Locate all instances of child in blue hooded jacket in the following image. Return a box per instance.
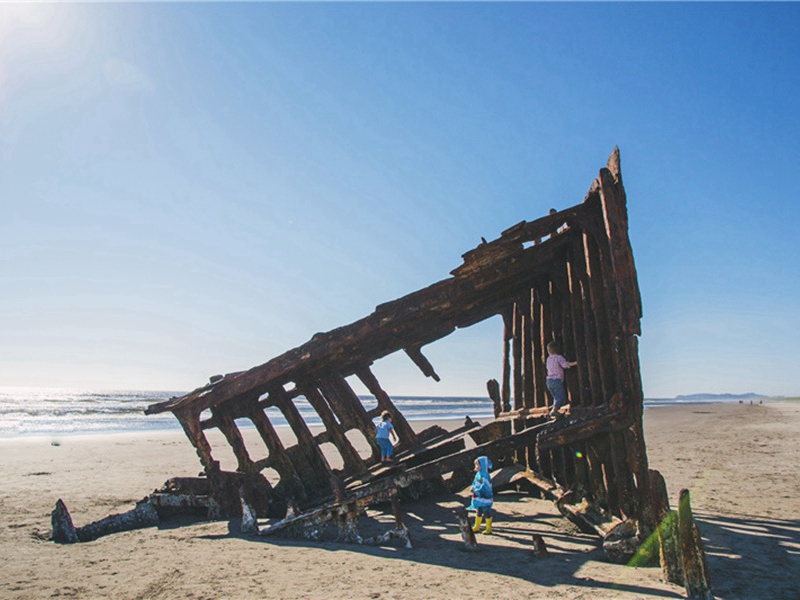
[468,456,494,534]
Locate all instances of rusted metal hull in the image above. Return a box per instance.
[141,149,656,533]
[55,150,699,584]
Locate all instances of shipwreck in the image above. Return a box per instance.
[52,149,712,599]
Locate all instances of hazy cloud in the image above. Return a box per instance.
[103,58,154,93]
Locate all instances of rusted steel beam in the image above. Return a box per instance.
[610,431,635,520]
[486,378,502,418]
[571,236,602,407]
[212,408,255,473]
[404,345,441,381]
[323,374,382,463]
[145,236,572,419]
[565,257,590,407]
[299,382,368,475]
[270,386,333,491]
[597,151,642,337]
[535,410,631,452]
[501,306,512,412]
[531,283,547,409]
[512,301,524,411]
[582,231,614,402]
[175,408,216,471]
[506,465,623,538]
[522,290,535,409]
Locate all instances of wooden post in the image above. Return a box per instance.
[678,489,713,600]
[454,506,478,551]
[487,379,502,417]
[531,533,549,557]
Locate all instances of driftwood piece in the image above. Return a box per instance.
[678,489,713,600]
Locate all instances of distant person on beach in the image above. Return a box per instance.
[375,411,398,463]
[550,207,569,235]
[468,456,494,534]
[546,341,577,418]
[540,208,567,242]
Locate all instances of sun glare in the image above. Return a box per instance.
[0,3,80,104]
[0,3,59,37]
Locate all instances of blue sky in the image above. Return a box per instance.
[1,2,798,398]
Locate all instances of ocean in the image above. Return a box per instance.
[0,387,760,438]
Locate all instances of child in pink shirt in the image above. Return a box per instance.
[545,341,577,417]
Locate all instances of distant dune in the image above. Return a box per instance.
[674,392,764,400]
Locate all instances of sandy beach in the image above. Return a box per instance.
[1,401,798,599]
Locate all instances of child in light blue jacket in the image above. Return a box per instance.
[468,456,494,534]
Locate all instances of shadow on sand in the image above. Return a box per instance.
[694,510,800,599]
[196,491,683,598]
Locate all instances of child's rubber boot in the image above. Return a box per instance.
[471,516,483,533]
[483,518,493,534]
